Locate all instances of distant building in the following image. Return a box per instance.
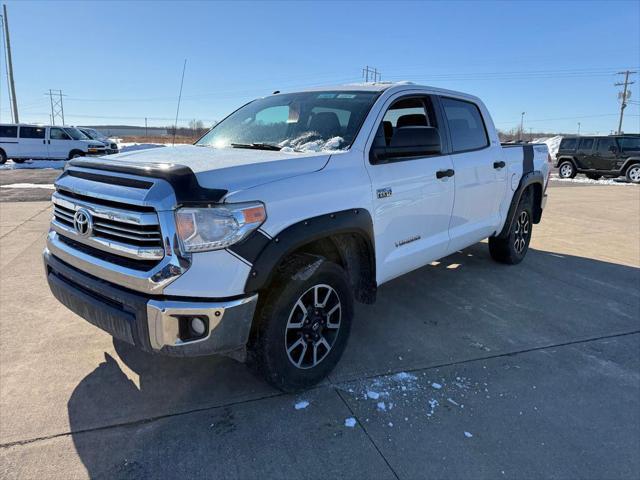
[83,125,169,137]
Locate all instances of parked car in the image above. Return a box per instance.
[0,124,107,164]
[43,83,550,391]
[555,135,640,183]
[77,127,119,154]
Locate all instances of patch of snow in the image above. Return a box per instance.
[447,398,460,406]
[464,431,473,438]
[366,391,380,400]
[294,400,309,410]
[344,417,357,428]
[0,183,55,189]
[427,399,439,417]
[388,422,394,427]
[550,174,635,186]
[279,133,347,153]
[431,382,443,389]
[377,402,387,411]
[0,159,66,170]
[392,372,417,382]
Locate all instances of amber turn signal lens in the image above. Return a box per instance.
[242,206,266,224]
[176,212,196,240]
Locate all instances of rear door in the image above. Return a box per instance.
[48,127,73,159]
[576,137,595,169]
[592,137,619,171]
[440,96,507,252]
[365,94,455,284]
[17,126,47,159]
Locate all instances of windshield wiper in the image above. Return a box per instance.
[230,142,282,151]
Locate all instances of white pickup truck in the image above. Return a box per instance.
[44,83,550,391]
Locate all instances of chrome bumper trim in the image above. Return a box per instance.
[146,295,258,353]
[46,230,190,294]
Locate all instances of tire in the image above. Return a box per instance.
[248,254,354,392]
[12,158,25,164]
[69,150,84,160]
[586,173,602,180]
[558,161,576,179]
[626,164,640,184]
[0,150,6,165]
[489,190,533,265]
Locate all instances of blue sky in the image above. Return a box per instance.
[1,0,639,134]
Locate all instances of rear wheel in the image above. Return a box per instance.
[248,254,353,392]
[69,150,84,159]
[12,158,25,164]
[558,161,576,179]
[626,164,640,184]
[0,150,6,164]
[489,190,533,265]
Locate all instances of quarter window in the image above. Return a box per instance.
[19,126,46,139]
[441,97,489,152]
[0,125,18,137]
[559,138,578,150]
[377,96,438,147]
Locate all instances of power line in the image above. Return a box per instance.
[614,70,636,134]
[362,66,381,82]
[46,89,66,125]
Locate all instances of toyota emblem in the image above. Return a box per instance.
[73,208,93,237]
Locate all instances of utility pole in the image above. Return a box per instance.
[145,117,148,137]
[2,4,18,123]
[615,70,636,134]
[577,122,581,135]
[46,89,66,125]
[362,66,381,83]
[519,112,525,141]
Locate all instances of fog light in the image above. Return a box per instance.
[190,317,207,336]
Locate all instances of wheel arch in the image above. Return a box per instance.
[230,209,377,304]
[68,149,84,160]
[497,171,544,239]
[621,158,640,174]
[556,156,577,169]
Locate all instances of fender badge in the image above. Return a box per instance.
[377,187,392,199]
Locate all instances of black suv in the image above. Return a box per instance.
[555,135,640,183]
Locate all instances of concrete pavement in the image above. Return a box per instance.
[0,183,638,479]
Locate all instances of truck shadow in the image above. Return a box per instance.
[66,243,640,477]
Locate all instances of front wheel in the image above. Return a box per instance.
[626,164,640,184]
[558,161,576,179]
[489,191,533,265]
[248,254,353,392]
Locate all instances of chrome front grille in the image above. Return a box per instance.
[51,190,165,263]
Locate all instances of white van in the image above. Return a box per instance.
[0,124,107,164]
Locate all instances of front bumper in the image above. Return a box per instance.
[44,249,258,357]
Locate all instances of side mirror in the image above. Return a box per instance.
[371,126,441,164]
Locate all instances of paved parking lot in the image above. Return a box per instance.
[0,182,638,479]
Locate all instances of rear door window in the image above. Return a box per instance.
[19,126,46,139]
[578,138,594,151]
[595,138,616,154]
[441,97,489,152]
[0,125,18,137]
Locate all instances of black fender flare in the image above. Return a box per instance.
[621,157,640,173]
[555,156,577,169]
[497,171,544,239]
[229,209,375,294]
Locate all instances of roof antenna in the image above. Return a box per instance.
[172,59,187,146]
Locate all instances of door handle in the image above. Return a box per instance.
[493,161,506,169]
[436,169,455,179]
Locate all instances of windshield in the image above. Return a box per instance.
[80,128,99,139]
[196,91,380,152]
[65,127,89,140]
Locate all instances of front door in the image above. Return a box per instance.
[17,126,46,159]
[365,95,455,284]
[592,137,619,171]
[48,127,73,159]
[440,97,507,251]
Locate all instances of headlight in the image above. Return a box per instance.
[175,202,266,252]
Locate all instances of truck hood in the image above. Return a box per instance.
[90,144,331,192]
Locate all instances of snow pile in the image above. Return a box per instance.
[279,133,347,153]
[549,174,636,186]
[344,417,357,428]
[532,135,563,158]
[0,183,55,189]
[294,400,309,410]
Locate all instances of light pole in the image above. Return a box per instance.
[519,112,525,141]
[577,122,581,135]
